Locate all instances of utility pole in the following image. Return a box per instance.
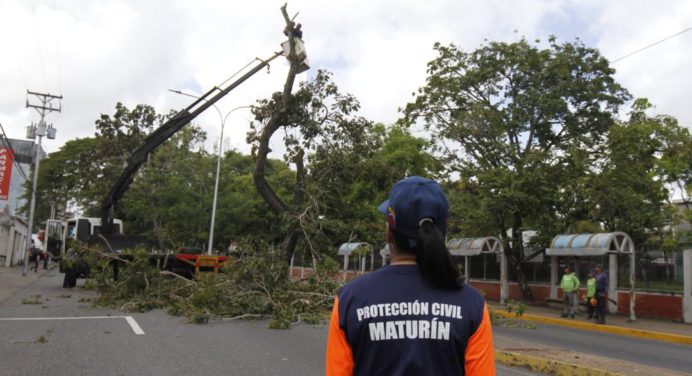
[22,90,60,276]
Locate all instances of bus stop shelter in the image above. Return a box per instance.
[338,242,374,277]
[447,237,508,304]
[379,243,390,266]
[546,232,635,319]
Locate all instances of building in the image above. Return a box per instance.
[0,138,44,266]
[0,138,45,216]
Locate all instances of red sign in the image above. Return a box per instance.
[0,148,14,201]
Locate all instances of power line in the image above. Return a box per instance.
[51,0,63,93]
[218,57,265,88]
[30,0,50,91]
[612,26,692,63]
[14,52,29,90]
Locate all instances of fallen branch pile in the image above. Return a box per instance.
[84,247,343,329]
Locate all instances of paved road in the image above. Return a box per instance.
[0,270,541,376]
[494,321,692,374]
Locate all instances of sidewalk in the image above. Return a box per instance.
[491,303,692,375]
[0,264,55,304]
[494,335,689,376]
[490,302,692,344]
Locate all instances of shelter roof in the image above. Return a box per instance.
[546,232,634,256]
[447,237,503,256]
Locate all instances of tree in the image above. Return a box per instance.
[20,137,102,226]
[24,102,164,218]
[249,68,376,260]
[402,37,630,299]
[23,103,204,243]
[120,126,213,250]
[306,124,442,254]
[591,99,692,285]
[89,103,162,216]
[213,151,295,251]
[248,7,308,261]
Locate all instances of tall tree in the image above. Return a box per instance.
[249,6,307,260]
[305,124,441,254]
[120,126,212,250]
[249,69,376,260]
[20,137,102,225]
[402,37,630,299]
[213,150,295,251]
[590,99,692,284]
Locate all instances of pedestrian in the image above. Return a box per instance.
[62,245,78,288]
[30,242,40,273]
[560,265,580,319]
[594,264,608,324]
[586,271,597,320]
[325,176,495,375]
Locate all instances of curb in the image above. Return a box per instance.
[492,310,692,345]
[495,350,621,376]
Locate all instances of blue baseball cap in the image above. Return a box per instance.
[378,176,448,239]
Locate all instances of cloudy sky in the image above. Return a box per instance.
[1,0,691,157]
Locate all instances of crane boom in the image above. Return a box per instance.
[100,52,282,235]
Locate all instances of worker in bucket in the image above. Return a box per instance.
[326,176,495,375]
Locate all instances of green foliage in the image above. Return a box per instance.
[588,100,691,249]
[489,305,535,329]
[19,137,102,226]
[121,127,213,249]
[506,300,527,317]
[403,37,630,244]
[20,103,165,221]
[248,70,443,258]
[27,102,293,251]
[212,153,292,249]
[85,246,343,329]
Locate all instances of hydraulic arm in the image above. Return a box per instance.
[100,52,282,234]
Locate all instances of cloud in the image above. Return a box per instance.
[0,0,690,159]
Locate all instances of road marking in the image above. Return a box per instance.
[123,316,145,335]
[0,315,145,335]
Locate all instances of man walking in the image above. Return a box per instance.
[560,265,580,319]
[594,264,608,324]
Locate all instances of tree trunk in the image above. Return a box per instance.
[252,5,304,261]
[152,215,165,252]
[511,210,533,301]
[664,251,671,285]
[283,229,299,264]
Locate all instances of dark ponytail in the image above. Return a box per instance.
[393,221,462,290]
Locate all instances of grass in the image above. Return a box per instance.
[21,295,43,305]
[34,336,47,344]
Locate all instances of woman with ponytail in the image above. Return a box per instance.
[326,176,495,376]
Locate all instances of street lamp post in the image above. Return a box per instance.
[207,105,252,255]
[169,89,250,255]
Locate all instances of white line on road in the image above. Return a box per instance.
[0,315,146,335]
[124,316,145,335]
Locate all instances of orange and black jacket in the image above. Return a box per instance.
[326,265,495,375]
